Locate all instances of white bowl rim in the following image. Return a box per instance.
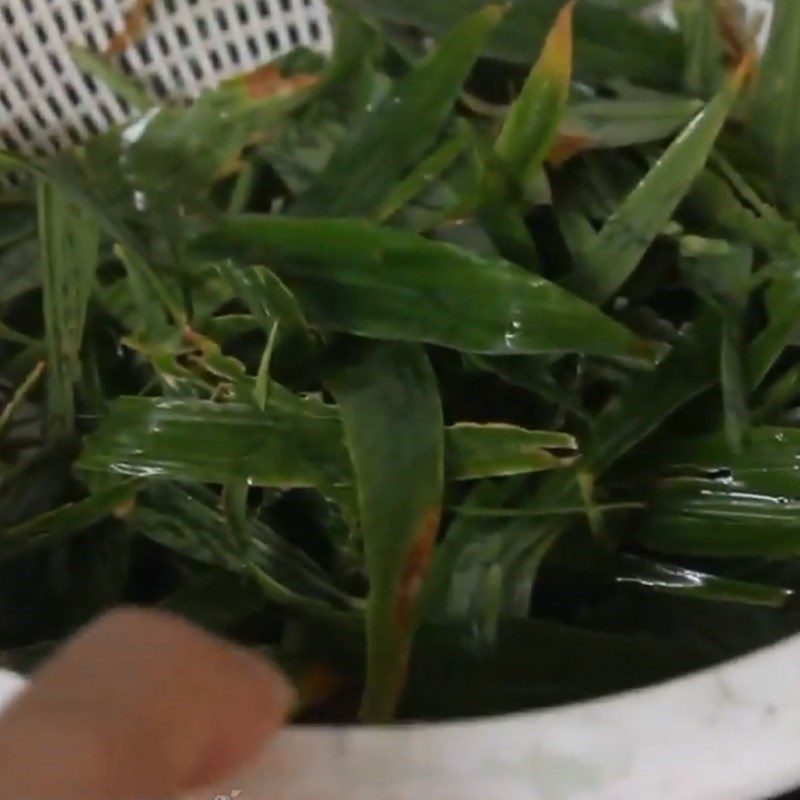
[204,630,800,800]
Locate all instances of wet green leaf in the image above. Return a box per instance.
[567,59,750,303]
[642,426,800,498]
[194,216,649,359]
[79,394,571,493]
[495,1,573,198]
[293,5,504,217]
[37,179,100,437]
[326,341,444,721]
[615,555,790,608]
[79,396,352,496]
[674,0,725,96]
[132,483,355,611]
[445,423,576,480]
[375,132,469,223]
[585,313,722,472]
[344,0,683,86]
[561,96,703,153]
[749,0,800,214]
[640,480,800,557]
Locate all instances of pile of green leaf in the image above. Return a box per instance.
[4,0,800,722]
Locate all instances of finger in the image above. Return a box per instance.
[0,607,293,800]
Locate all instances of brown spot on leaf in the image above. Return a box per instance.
[548,131,593,165]
[234,65,319,101]
[394,507,441,635]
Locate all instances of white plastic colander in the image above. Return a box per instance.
[0,0,331,159]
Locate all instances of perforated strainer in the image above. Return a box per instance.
[0,0,331,158]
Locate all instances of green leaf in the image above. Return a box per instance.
[681,238,752,451]
[615,555,790,609]
[642,426,800,499]
[193,216,650,360]
[0,480,141,562]
[439,314,723,624]
[326,342,444,721]
[78,396,352,497]
[131,483,355,611]
[749,0,800,214]
[635,426,800,557]
[495,0,573,198]
[343,0,683,87]
[584,313,722,472]
[375,132,469,223]
[721,321,749,452]
[114,244,182,342]
[293,4,504,217]
[639,480,800,558]
[79,395,570,497]
[218,262,316,354]
[445,423,576,480]
[37,178,100,437]
[561,95,703,152]
[750,261,800,386]
[546,532,789,608]
[673,0,725,96]
[567,58,751,304]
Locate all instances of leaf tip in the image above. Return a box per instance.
[540,0,575,84]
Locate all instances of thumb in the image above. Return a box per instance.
[0,607,293,800]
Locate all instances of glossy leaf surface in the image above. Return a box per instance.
[194,216,649,359]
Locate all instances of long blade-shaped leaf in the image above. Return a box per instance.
[585,313,722,472]
[640,480,800,557]
[640,427,800,500]
[37,178,100,437]
[79,396,570,490]
[446,423,576,479]
[78,397,353,495]
[130,483,355,611]
[193,216,649,360]
[749,0,800,214]
[674,0,725,96]
[558,96,702,154]
[343,0,683,86]
[293,5,504,217]
[0,480,141,562]
[567,57,751,304]
[615,555,790,608]
[326,342,444,722]
[495,1,573,197]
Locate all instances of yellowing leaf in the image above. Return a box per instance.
[326,342,444,722]
[224,64,320,101]
[495,0,574,196]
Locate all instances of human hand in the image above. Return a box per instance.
[0,608,293,799]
